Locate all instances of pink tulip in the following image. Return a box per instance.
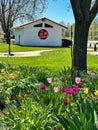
[73,85,80,92]
[62,88,68,94]
[40,83,46,90]
[47,78,52,83]
[75,77,81,84]
[53,87,59,92]
[67,88,74,95]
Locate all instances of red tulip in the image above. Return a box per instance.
[63,98,68,105]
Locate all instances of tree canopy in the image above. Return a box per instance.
[0,0,47,54]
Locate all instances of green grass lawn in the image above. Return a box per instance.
[0,43,53,52]
[0,47,72,71]
[87,55,98,72]
[0,43,98,72]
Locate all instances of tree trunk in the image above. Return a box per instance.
[72,22,90,72]
[6,31,11,55]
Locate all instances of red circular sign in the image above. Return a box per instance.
[38,29,48,40]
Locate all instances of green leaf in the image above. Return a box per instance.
[56,114,69,130]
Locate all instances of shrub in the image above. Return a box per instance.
[62,39,72,47]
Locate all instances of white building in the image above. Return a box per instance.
[12,17,67,47]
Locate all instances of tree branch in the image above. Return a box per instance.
[70,0,83,22]
[90,0,98,23]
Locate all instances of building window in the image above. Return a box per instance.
[45,23,53,28]
[34,23,42,27]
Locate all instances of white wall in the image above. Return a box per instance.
[14,28,24,45]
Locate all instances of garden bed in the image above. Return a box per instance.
[0,62,98,129]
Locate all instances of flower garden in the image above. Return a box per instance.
[0,62,98,130]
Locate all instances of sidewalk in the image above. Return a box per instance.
[0,49,98,57]
[0,50,51,57]
[87,48,98,56]
[87,51,98,56]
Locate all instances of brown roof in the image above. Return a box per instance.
[12,17,68,29]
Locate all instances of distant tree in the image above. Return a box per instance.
[70,0,98,72]
[0,0,46,55]
[60,21,71,38]
[93,18,98,40]
[88,17,98,40]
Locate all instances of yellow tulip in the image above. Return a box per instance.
[84,88,89,94]
[94,90,98,96]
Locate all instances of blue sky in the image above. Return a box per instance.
[42,0,75,25]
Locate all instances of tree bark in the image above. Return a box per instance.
[72,22,90,72]
[6,31,11,55]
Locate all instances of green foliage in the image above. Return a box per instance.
[2,99,56,130]
[0,65,98,129]
[56,95,98,130]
